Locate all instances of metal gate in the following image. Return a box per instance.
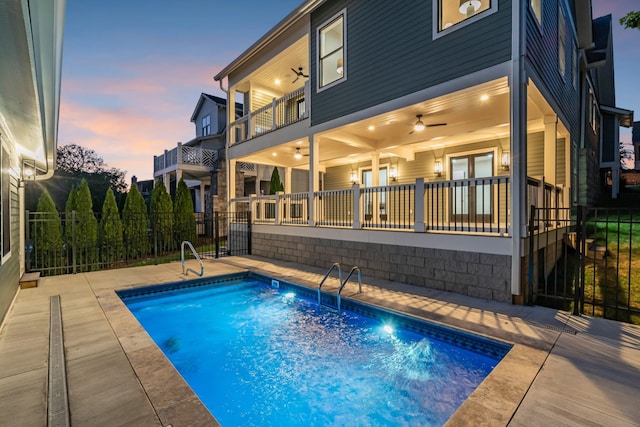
[529,206,640,324]
[198,211,252,258]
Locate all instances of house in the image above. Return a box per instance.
[131,175,154,207]
[0,0,66,322]
[153,93,241,214]
[633,121,640,170]
[213,0,631,304]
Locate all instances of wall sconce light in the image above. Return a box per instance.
[336,58,344,75]
[434,159,443,177]
[22,159,37,182]
[501,151,510,170]
[389,166,398,182]
[350,171,358,185]
[459,0,481,17]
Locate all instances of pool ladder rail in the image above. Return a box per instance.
[181,240,204,277]
[317,263,362,311]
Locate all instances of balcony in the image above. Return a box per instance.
[154,143,219,176]
[229,84,309,145]
[231,176,566,236]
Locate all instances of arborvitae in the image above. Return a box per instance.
[122,184,148,259]
[100,188,123,265]
[68,179,98,270]
[269,167,284,194]
[64,186,77,246]
[174,178,196,245]
[149,180,174,251]
[33,189,63,274]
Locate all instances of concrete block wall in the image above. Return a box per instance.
[252,232,512,303]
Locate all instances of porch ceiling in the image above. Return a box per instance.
[234,36,309,96]
[237,76,560,170]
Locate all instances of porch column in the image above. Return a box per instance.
[199,183,205,213]
[414,178,425,232]
[284,167,292,194]
[228,159,237,203]
[228,91,236,145]
[175,169,182,183]
[308,136,318,226]
[510,0,527,298]
[163,173,170,193]
[371,154,380,186]
[544,115,558,187]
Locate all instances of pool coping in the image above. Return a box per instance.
[97,266,565,426]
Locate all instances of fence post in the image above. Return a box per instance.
[527,205,536,305]
[414,178,425,232]
[72,210,77,274]
[574,205,584,316]
[214,211,220,258]
[247,211,252,255]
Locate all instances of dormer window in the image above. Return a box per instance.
[202,115,211,136]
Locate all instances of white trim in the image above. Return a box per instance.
[253,224,512,256]
[316,8,347,93]
[1,143,12,265]
[432,0,499,40]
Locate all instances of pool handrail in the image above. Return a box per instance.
[337,266,361,311]
[181,240,204,277]
[317,263,342,305]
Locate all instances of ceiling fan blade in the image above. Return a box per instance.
[427,123,447,127]
[292,76,299,83]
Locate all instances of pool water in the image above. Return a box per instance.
[121,276,509,426]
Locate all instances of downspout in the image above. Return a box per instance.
[510,0,527,299]
[218,78,231,208]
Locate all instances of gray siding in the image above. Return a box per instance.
[0,172,20,324]
[525,1,580,142]
[527,131,544,177]
[310,0,512,126]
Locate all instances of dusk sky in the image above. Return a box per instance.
[59,0,639,182]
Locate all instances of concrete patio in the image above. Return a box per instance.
[0,255,639,426]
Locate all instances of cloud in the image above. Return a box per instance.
[59,58,228,182]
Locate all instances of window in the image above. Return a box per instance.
[202,115,211,136]
[436,0,496,34]
[1,146,10,260]
[571,43,578,88]
[588,87,600,135]
[318,11,345,89]
[558,5,566,78]
[530,0,542,26]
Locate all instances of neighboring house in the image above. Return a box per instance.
[131,176,154,207]
[0,0,66,322]
[633,121,640,171]
[153,93,241,213]
[214,0,632,304]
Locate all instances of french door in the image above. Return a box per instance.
[362,167,388,220]
[450,153,493,223]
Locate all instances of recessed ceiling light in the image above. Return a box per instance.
[368,125,375,131]
[480,94,489,101]
[272,152,277,157]
[275,79,281,85]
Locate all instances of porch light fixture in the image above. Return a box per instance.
[501,151,510,171]
[414,114,425,132]
[434,160,443,177]
[350,171,358,185]
[294,147,303,160]
[22,159,36,182]
[459,0,481,17]
[336,58,344,74]
[389,167,398,181]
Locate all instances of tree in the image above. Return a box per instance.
[33,189,63,274]
[65,179,98,271]
[620,11,640,29]
[100,188,124,265]
[620,142,634,170]
[269,167,284,194]
[174,179,196,245]
[150,180,174,251]
[122,184,149,260]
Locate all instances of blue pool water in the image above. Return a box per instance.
[120,274,510,426]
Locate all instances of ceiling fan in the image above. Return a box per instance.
[293,147,309,159]
[291,67,309,83]
[409,114,447,134]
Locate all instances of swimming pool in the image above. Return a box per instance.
[119,273,511,426]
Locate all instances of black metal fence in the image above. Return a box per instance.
[26,210,251,277]
[529,206,640,324]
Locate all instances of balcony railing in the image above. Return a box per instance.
[527,177,568,227]
[230,84,309,145]
[154,143,219,174]
[229,176,540,237]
